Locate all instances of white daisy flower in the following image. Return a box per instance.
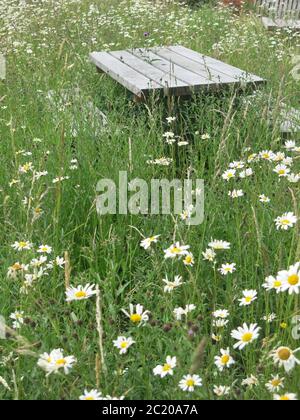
[222,169,236,181]
[153,356,177,378]
[202,248,216,262]
[238,290,258,306]
[231,323,260,350]
[37,349,76,376]
[229,161,245,169]
[265,375,285,393]
[179,374,202,392]
[173,304,196,321]
[11,241,32,251]
[277,262,300,294]
[163,275,184,293]
[242,375,259,388]
[284,140,296,150]
[260,150,275,161]
[287,173,300,183]
[259,194,270,203]
[65,284,97,302]
[183,253,194,266]
[79,389,103,400]
[37,244,52,254]
[122,304,149,325]
[113,336,135,354]
[214,348,235,372]
[228,189,244,198]
[164,242,190,259]
[213,309,229,319]
[213,385,231,396]
[274,164,290,177]
[208,240,231,250]
[263,275,283,293]
[140,235,160,250]
[273,393,298,401]
[10,311,25,329]
[218,263,236,276]
[239,168,253,178]
[270,346,300,373]
[275,212,297,230]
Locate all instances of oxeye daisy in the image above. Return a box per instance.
[12,241,32,251]
[37,244,52,254]
[140,235,160,250]
[213,319,229,328]
[239,168,253,178]
[238,290,258,306]
[222,169,236,181]
[10,311,25,329]
[218,263,236,276]
[277,262,300,294]
[179,374,202,392]
[122,304,149,325]
[242,375,259,388]
[228,189,244,198]
[287,173,300,183]
[214,348,235,372]
[79,389,103,400]
[274,393,298,401]
[284,140,296,150]
[213,385,231,396]
[275,212,297,230]
[153,356,177,378]
[37,245,52,254]
[173,304,196,320]
[229,161,245,169]
[164,242,190,259]
[208,240,231,250]
[265,375,285,393]
[259,194,270,203]
[183,253,194,266]
[263,275,283,293]
[212,309,229,319]
[260,150,275,161]
[113,336,135,354]
[37,349,76,376]
[274,164,290,177]
[202,248,216,262]
[162,275,184,293]
[231,323,260,350]
[270,346,300,373]
[66,284,97,302]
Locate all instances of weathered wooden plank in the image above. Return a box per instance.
[131,48,216,90]
[152,47,237,85]
[90,52,162,97]
[109,50,188,95]
[262,16,300,29]
[168,46,265,84]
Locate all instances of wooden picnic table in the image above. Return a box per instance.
[90,46,265,101]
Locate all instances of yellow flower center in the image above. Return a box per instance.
[163,364,171,372]
[278,348,291,361]
[281,219,290,225]
[75,291,87,299]
[55,359,66,366]
[271,379,281,387]
[242,333,253,343]
[19,242,28,248]
[274,280,282,288]
[186,379,195,387]
[171,247,180,254]
[120,341,128,349]
[130,314,142,323]
[288,274,299,286]
[221,355,230,365]
[185,256,192,264]
[278,170,286,175]
[85,397,94,400]
[280,396,290,400]
[12,263,22,271]
[245,297,252,303]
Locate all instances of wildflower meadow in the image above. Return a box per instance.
[0,0,300,401]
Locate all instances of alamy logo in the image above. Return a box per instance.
[0,316,6,339]
[292,316,300,340]
[0,54,6,80]
[291,55,300,82]
[96,171,204,226]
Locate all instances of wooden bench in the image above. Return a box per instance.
[256,0,300,30]
[90,46,265,101]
